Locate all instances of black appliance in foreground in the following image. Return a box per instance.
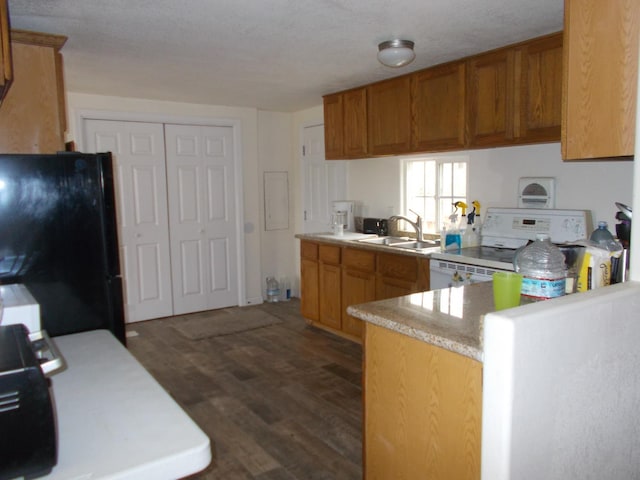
[0,152,125,344]
[0,325,56,479]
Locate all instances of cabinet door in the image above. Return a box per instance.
[412,61,466,152]
[343,87,368,158]
[517,32,563,143]
[376,252,419,300]
[364,324,482,480]
[0,32,67,153]
[342,248,377,338]
[467,48,515,147]
[368,76,412,155]
[562,0,639,160]
[323,93,344,159]
[342,268,376,338]
[0,0,12,102]
[319,263,342,329]
[319,245,342,329]
[300,241,320,321]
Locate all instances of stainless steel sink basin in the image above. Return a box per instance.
[357,236,410,245]
[357,236,440,251]
[392,240,440,250]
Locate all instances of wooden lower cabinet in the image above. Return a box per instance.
[319,263,342,329]
[300,241,320,321]
[376,252,420,300]
[364,324,482,480]
[318,244,342,330]
[342,247,377,338]
[299,240,430,342]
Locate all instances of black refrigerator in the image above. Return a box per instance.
[0,152,126,344]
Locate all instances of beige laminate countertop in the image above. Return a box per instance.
[347,282,502,362]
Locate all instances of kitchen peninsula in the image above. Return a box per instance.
[347,283,497,480]
[297,232,499,480]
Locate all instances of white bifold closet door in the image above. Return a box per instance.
[83,119,239,321]
[164,124,238,315]
[83,120,173,322]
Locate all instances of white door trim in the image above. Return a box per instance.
[76,108,247,307]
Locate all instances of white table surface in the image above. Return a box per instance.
[42,330,211,480]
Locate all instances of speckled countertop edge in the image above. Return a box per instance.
[346,283,497,363]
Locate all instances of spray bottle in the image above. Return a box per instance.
[463,200,481,247]
[444,203,463,252]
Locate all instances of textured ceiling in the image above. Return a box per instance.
[7,0,564,112]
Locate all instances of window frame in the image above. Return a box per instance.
[401,155,469,236]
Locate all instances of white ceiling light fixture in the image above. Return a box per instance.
[377,39,416,68]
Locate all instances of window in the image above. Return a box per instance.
[403,156,468,234]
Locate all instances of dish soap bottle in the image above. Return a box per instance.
[514,233,567,299]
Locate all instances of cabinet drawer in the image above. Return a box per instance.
[377,253,418,282]
[343,248,376,272]
[319,244,341,265]
[301,241,318,260]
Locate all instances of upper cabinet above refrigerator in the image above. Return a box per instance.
[0,0,12,105]
[0,29,67,153]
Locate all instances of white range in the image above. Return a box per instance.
[429,208,592,289]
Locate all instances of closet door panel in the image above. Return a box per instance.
[83,119,173,322]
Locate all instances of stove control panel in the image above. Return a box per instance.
[481,208,592,248]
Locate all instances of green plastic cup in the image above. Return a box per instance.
[492,272,523,310]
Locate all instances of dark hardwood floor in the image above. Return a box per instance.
[125,299,363,480]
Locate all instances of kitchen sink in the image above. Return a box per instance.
[357,236,410,245]
[392,240,440,250]
[357,236,440,251]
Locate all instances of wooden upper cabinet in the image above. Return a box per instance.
[411,61,466,151]
[323,93,344,159]
[467,48,516,147]
[324,31,564,158]
[562,0,639,160]
[368,75,412,155]
[323,87,367,160]
[343,87,368,158]
[517,32,563,143]
[0,0,12,104]
[0,29,67,153]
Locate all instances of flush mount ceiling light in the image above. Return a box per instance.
[377,39,416,68]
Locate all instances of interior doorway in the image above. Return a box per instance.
[302,124,347,233]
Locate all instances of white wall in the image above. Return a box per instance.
[347,142,634,231]
[257,110,296,298]
[66,92,264,305]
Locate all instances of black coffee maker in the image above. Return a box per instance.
[615,202,631,248]
[614,202,631,282]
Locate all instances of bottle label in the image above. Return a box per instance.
[521,277,566,299]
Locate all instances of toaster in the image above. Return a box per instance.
[362,218,388,235]
[0,325,58,480]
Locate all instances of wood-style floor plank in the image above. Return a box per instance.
[125,300,363,480]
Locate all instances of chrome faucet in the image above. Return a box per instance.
[389,209,423,241]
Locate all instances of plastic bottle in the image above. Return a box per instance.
[266,277,280,303]
[514,233,567,299]
[444,212,462,252]
[589,221,615,247]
